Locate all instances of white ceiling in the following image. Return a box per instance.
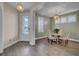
[8,2,37,11]
[8,2,79,17]
[38,2,79,17]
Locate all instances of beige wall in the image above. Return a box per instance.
[3,3,18,48]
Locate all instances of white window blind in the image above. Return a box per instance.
[55,18,60,24]
[38,16,44,32]
[61,16,67,23]
[55,18,60,28]
[68,15,76,23]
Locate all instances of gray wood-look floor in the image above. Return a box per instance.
[0,39,79,56]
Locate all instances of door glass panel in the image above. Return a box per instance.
[22,16,29,34]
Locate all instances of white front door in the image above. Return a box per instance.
[20,15,30,41]
[19,11,35,45]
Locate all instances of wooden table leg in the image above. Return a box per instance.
[57,39,59,44]
[62,40,68,46]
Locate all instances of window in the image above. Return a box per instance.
[55,14,77,28]
[38,16,44,32]
[68,15,76,23]
[55,19,60,24]
[55,18,60,28]
[61,16,67,23]
[22,16,29,34]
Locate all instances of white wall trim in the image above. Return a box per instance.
[19,38,30,42]
[69,38,79,42]
[4,40,20,49]
[35,36,48,40]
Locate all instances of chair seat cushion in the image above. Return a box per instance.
[48,37,56,40]
[60,37,68,40]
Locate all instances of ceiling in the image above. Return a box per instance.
[8,2,79,17]
[8,2,37,11]
[38,2,79,17]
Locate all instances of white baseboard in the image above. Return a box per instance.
[0,49,3,54]
[35,36,48,40]
[19,38,30,42]
[4,40,20,49]
[69,38,79,42]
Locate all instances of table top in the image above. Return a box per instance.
[52,33,61,37]
[52,33,61,35]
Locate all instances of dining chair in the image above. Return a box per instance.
[56,29,63,44]
[59,32,70,46]
[47,30,57,44]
